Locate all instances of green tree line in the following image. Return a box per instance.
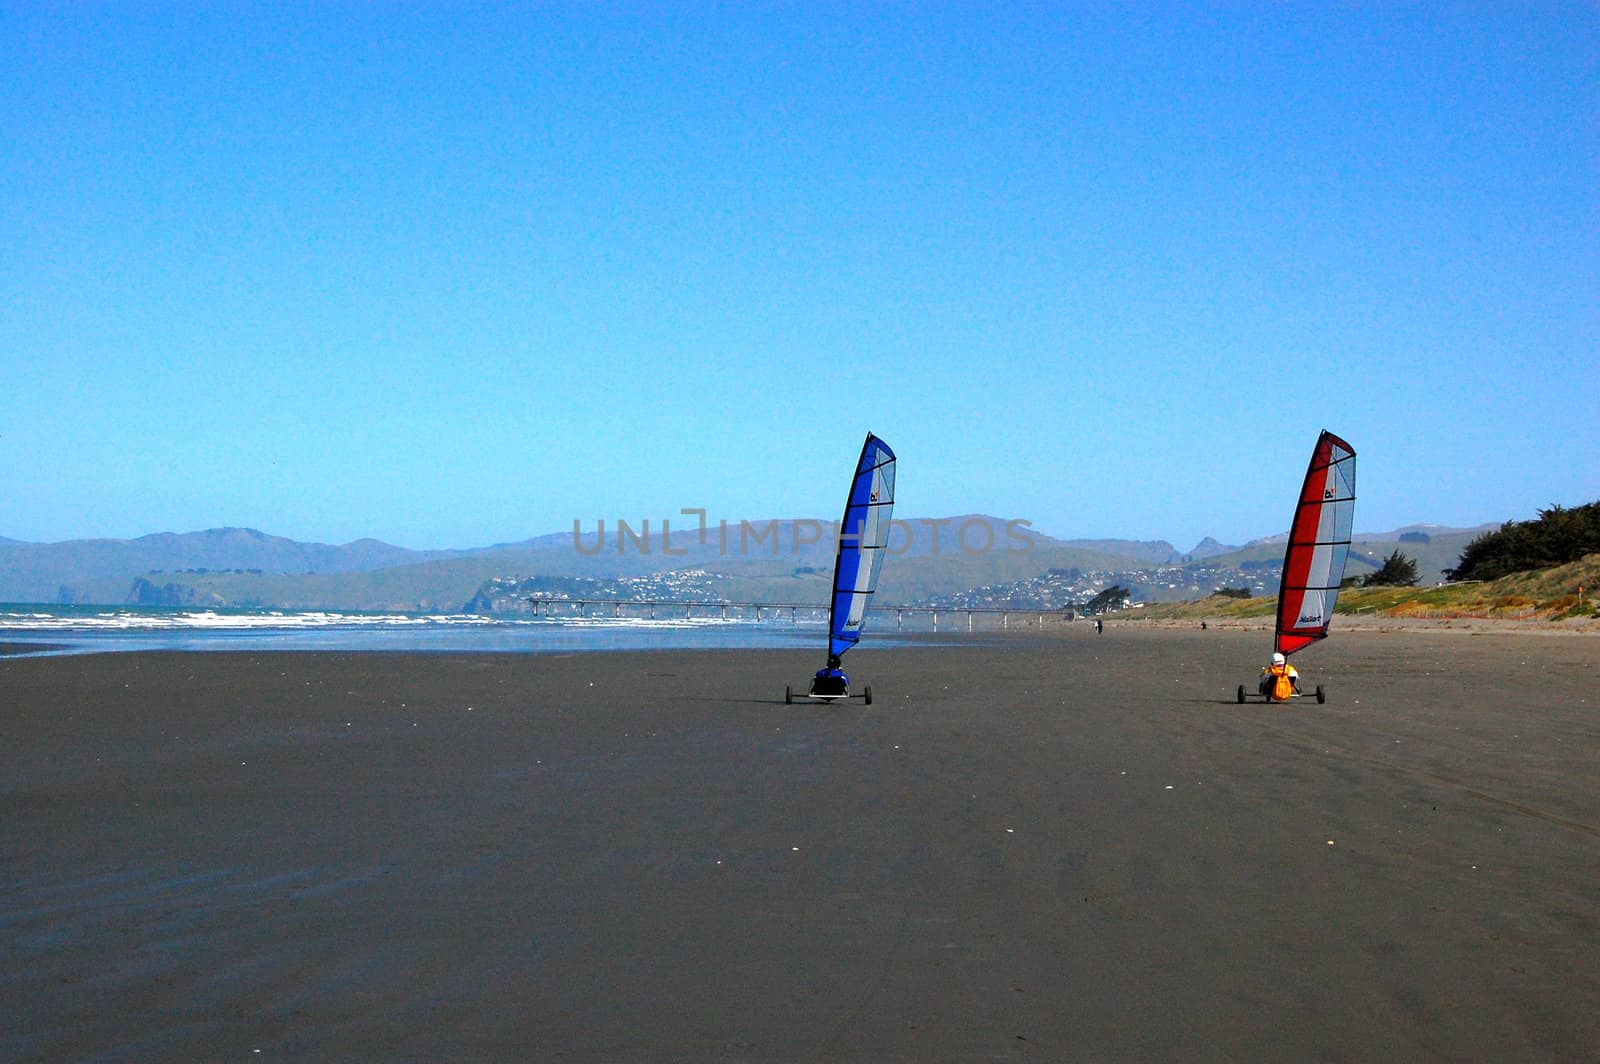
[1365,549,1419,587]
[1446,501,1600,582]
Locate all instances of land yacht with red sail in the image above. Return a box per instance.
[1240,430,1357,704]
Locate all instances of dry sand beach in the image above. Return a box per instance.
[3,627,1597,1061]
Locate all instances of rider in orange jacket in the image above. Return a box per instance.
[1258,651,1301,702]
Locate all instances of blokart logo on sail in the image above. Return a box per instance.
[571,509,1035,557]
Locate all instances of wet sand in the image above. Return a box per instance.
[0,643,64,658]
[3,628,1597,1061]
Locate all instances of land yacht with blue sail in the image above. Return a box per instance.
[787,432,896,705]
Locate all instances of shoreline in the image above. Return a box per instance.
[3,608,1595,661]
[0,641,66,657]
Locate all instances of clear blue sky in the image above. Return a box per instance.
[4,4,1596,551]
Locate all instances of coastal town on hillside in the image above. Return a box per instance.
[464,559,1287,617]
[914,562,1276,611]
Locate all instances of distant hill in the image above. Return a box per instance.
[1195,525,1497,587]
[0,518,1506,611]
[1184,537,1237,561]
[1052,538,1181,564]
[0,527,474,605]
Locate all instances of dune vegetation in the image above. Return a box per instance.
[1135,553,1600,624]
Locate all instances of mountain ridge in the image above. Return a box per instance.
[0,519,1500,609]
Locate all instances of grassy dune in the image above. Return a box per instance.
[1134,553,1600,624]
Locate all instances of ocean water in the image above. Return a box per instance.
[0,605,834,656]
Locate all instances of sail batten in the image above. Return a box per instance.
[828,433,897,658]
[1275,430,1356,656]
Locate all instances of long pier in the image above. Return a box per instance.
[524,598,1079,632]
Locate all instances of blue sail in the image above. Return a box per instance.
[828,433,896,658]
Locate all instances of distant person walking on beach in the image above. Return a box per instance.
[1094,619,1103,634]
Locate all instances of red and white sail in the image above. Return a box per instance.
[1275,430,1356,656]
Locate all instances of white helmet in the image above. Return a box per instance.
[1271,652,1286,666]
